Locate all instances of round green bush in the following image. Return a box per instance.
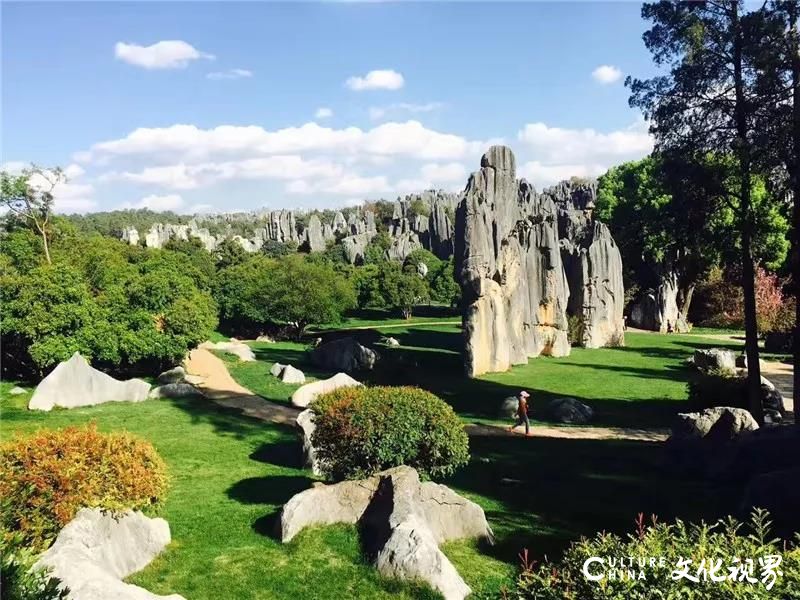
[311,385,469,480]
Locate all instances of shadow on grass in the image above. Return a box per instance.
[446,433,743,563]
[227,474,313,506]
[163,396,285,439]
[250,440,305,469]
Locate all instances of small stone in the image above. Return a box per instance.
[270,363,287,377]
[157,366,186,385]
[280,365,306,384]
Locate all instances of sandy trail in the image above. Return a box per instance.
[183,348,299,425]
[182,346,668,442]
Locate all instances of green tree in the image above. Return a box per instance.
[628,0,780,422]
[262,254,355,336]
[261,239,297,258]
[213,237,248,270]
[363,232,392,265]
[597,154,788,322]
[429,257,461,306]
[1,165,65,264]
[747,1,799,412]
[375,262,429,319]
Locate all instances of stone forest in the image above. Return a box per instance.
[1,2,799,600]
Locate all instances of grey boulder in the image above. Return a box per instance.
[296,408,322,475]
[670,407,758,442]
[35,507,184,600]
[280,466,493,600]
[29,353,151,412]
[290,373,362,408]
[156,366,186,385]
[693,348,737,372]
[199,340,256,362]
[311,337,379,372]
[270,362,287,377]
[543,398,593,424]
[499,396,519,419]
[280,365,306,384]
[148,383,205,399]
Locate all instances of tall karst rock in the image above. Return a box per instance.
[454,146,571,377]
[550,181,625,348]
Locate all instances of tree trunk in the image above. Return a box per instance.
[733,3,763,424]
[36,223,52,265]
[788,3,800,427]
[679,284,695,325]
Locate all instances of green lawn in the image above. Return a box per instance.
[1,327,748,599]
[312,306,460,331]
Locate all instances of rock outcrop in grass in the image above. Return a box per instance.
[35,508,184,600]
[280,466,493,600]
[455,146,571,377]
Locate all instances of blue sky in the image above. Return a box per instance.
[2,1,658,214]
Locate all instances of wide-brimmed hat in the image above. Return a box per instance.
[519,390,530,398]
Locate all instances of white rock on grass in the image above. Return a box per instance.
[157,366,186,385]
[35,507,184,600]
[281,466,493,600]
[296,409,322,475]
[670,406,758,441]
[280,365,306,384]
[270,363,287,377]
[29,353,151,412]
[9,386,27,395]
[290,372,362,408]
[148,383,205,399]
[199,341,256,362]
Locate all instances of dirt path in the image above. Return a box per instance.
[465,423,668,442]
[183,348,299,425]
[183,346,667,442]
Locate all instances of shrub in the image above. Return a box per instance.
[686,368,750,412]
[311,386,469,480]
[0,424,168,551]
[505,509,800,599]
[1,533,68,600]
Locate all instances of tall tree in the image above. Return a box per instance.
[629,0,775,422]
[0,165,65,265]
[748,1,800,415]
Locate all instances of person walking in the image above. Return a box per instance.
[507,390,531,436]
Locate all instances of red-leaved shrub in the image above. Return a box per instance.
[0,424,168,550]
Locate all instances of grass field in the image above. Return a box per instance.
[1,327,748,599]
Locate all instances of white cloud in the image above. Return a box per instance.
[314,107,333,119]
[103,155,343,190]
[287,174,392,197]
[420,162,466,184]
[188,203,215,214]
[63,164,85,179]
[206,68,252,80]
[83,120,482,164]
[516,119,652,187]
[518,162,608,188]
[517,119,652,166]
[592,64,623,85]
[0,161,28,174]
[23,169,96,213]
[123,194,185,211]
[369,102,444,121]
[345,69,404,91]
[114,40,214,70]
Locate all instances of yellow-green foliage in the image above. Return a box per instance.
[0,424,168,551]
[507,509,800,599]
[311,385,469,480]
